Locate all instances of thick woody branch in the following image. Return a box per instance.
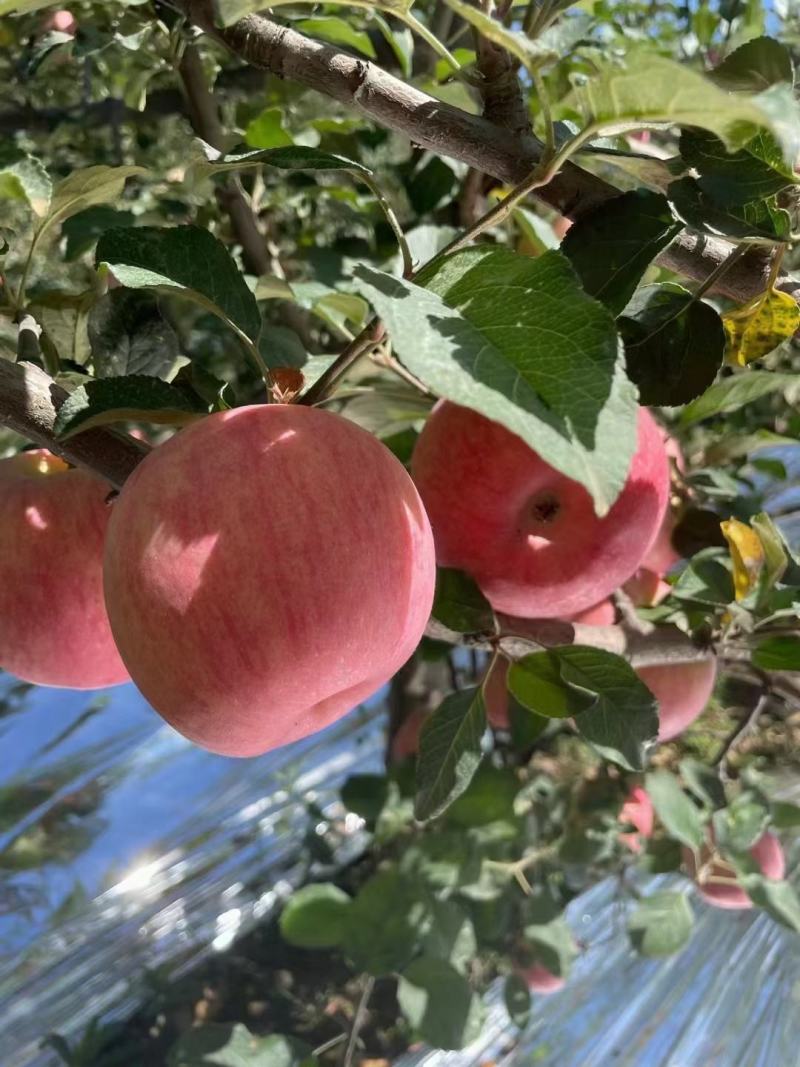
[0,360,148,490]
[170,1,798,305]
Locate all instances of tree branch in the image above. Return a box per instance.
[0,360,148,490]
[169,1,798,305]
[178,41,271,276]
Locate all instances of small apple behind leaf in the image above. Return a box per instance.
[412,403,670,620]
[684,831,785,910]
[637,657,717,741]
[389,708,426,763]
[568,598,616,626]
[618,785,654,852]
[103,405,436,757]
[0,451,129,689]
[518,963,566,995]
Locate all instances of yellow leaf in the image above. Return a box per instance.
[723,288,800,366]
[720,517,765,600]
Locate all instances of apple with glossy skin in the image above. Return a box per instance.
[412,403,670,619]
[684,831,785,910]
[103,405,436,757]
[519,963,566,994]
[0,451,129,689]
[619,785,654,852]
[637,657,717,741]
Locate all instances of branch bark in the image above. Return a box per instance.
[0,360,148,490]
[178,41,271,276]
[169,0,798,305]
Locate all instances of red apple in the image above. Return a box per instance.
[624,567,671,607]
[685,831,785,910]
[619,785,654,852]
[0,451,129,689]
[519,963,565,994]
[637,657,717,741]
[103,405,436,757]
[412,403,669,618]
[44,9,77,35]
[568,598,615,625]
[485,655,510,729]
[389,708,425,762]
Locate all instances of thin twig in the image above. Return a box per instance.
[716,692,769,784]
[299,319,386,405]
[344,975,375,1067]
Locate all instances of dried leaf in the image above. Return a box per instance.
[720,517,765,600]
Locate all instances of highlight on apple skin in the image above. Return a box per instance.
[411,402,670,619]
[519,963,566,994]
[636,657,717,742]
[0,450,129,689]
[103,405,436,758]
[684,831,786,910]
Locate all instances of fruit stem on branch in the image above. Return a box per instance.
[299,319,386,406]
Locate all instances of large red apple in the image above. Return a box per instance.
[685,831,785,910]
[637,657,717,741]
[103,405,435,757]
[519,963,565,994]
[411,403,669,618]
[0,451,129,688]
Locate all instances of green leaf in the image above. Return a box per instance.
[373,12,413,78]
[0,0,64,13]
[645,769,705,849]
[709,36,793,93]
[561,191,682,316]
[53,375,205,438]
[446,764,519,827]
[680,757,727,810]
[522,918,577,976]
[753,635,800,671]
[397,958,485,1050]
[340,774,389,824]
[737,876,800,932]
[770,801,800,829]
[415,687,486,822]
[195,144,370,178]
[0,148,51,217]
[354,249,636,516]
[508,652,596,720]
[344,870,431,974]
[43,166,145,235]
[712,793,770,853]
[620,284,726,406]
[668,175,791,242]
[88,290,181,379]
[680,371,796,424]
[421,900,477,974]
[567,52,799,160]
[96,226,262,346]
[167,1025,308,1067]
[670,549,734,605]
[244,107,294,149]
[62,205,135,260]
[504,974,531,1029]
[564,647,659,770]
[431,568,495,635]
[296,17,376,58]
[279,883,352,949]
[679,128,796,204]
[628,891,694,957]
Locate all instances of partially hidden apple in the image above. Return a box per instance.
[637,657,717,741]
[103,405,436,757]
[389,708,426,762]
[0,450,129,688]
[618,785,654,852]
[684,831,785,910]
[412,402,670,619]
[485,655,510,730]
[569,598,616,626]
[519,963,566,994]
